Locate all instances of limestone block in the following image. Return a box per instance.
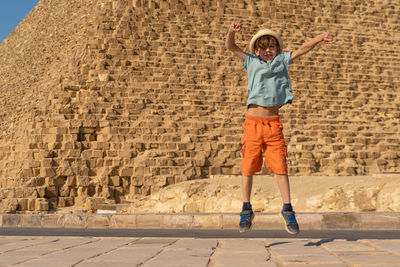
[36,187,46,198]
[80,150,91,160]
[21,214,42,227]
[183,201,201,213]
[136,214,164,228]
[57,164,74,177]
[45,186,58,198]
[35,198,49,211]
[2,214,21,227]
[86,214,110,228]
[0,199,18,213]
[22,168,34,178]
[163,214,193,229]
[66,176,76,186]
[24,177,45,187]
[109,176,120,186]
[27,198,36,211]
[101,186,113,198]
[77,176,90,186]
[109,214,137,228]
[74,195,87,208]
[64,214,88,228]
[40,167,56,178]
[48,197,58,209]
[192,214,222,229]
[59,184,70,197]
[97,176,109,186]
[120,167,133,176]
[85,197,106,212]
[92,150,104,158]
[17,198,29,211]
[15,187,37,198]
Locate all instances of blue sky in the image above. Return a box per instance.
[0,0,40,43]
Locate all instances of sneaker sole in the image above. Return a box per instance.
[239,213,255,233]
[281,214,299,235]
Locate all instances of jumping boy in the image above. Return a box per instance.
[225,22,333,234]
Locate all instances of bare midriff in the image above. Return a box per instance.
[247,104,280,116]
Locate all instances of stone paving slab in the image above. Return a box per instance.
[0,236,400,266]
[1,212,400,230]
[361,239,400,256]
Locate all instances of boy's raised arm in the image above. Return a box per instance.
[225,22,246,61]
[291,32,334,61]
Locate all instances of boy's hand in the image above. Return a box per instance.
[226,21,245,60]
[291,32,334,61]
[229,21,242,33]
[321,32,334,44]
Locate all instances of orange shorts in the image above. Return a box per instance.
[241,115,288,176]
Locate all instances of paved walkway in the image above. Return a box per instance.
[1,236,400,266]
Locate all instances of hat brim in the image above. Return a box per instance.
[249,29,284,53]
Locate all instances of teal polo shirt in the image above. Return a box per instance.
[242,52,293,108]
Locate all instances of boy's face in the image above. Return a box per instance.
[255,43,279,62]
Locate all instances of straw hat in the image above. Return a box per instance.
[249,29,284,53]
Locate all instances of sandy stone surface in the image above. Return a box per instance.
[1,236,400,266]
[127,174,400,213]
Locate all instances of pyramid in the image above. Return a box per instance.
[0,0,399,213]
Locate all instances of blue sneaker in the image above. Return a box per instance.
[239,209,255,233]
[281,210,299,235]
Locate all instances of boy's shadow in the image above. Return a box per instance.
[268,238,338,247]
[304,238,334,246]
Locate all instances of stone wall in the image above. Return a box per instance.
[0,0,399,212]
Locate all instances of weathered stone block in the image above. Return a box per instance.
[322,213,361,230]
[77,176,90,186]
[85,197,105,211]
[41,214,63,228]
[192,214,222,229]
[163,214,193,229]
[2,214,21,227]
[40,167,56,178]
[110,214,137,228]
[0,199,18,213]
[41,159,54,168]
[17,198,29,211]
[35,198,49,211]
[361,213,400,230]
[136,214,163,228]
[28,198,36,211]
[48,197,58,209]
[86,214,110,228]
[109,176,120,186]
[64,214,88,228]
[21,214,41,228]
[120,167,133,177]
[45,186,58,197]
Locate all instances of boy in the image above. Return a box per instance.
[225,22,333,234]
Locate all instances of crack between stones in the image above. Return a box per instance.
[360,239,400,257]
[317,239,352,267]
[71,238,138,266]
[265,242,283,267]
[11,238,101,266]
[205,240,219,267]
[1,237,59,255]
[136,238,178,267]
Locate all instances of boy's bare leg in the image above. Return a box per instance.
[242,175,253,202]
[275,174,291,204]
[276,173,299,234]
